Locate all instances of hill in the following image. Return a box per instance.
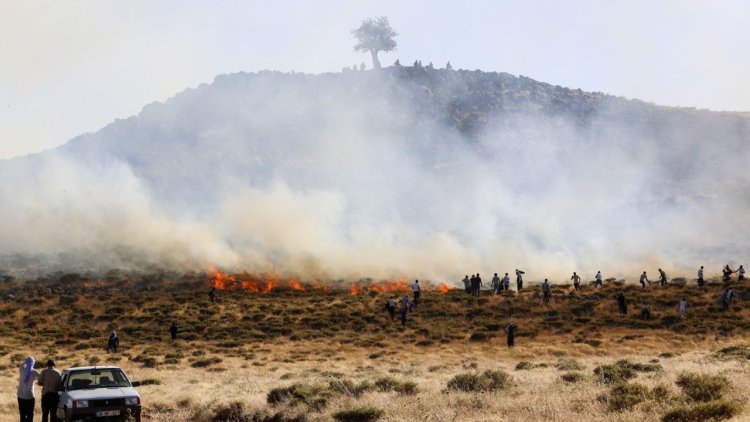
[0,66,749,279]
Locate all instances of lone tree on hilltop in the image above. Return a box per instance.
[352,16,397,69]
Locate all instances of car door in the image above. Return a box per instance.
[56,370,69,420]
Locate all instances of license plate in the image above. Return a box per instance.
[95,410,120,417]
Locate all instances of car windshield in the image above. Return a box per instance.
[66,369,131,390]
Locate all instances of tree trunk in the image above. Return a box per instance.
[370,50,381,69]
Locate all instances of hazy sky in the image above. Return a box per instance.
[1,0,748,159]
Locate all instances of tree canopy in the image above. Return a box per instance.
[352,16,397,69]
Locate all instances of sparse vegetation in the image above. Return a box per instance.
[675,373,730,402]
[332,407,384,422]
[607,383,652,412]
[661,400,741,422]
[446,369,511,392]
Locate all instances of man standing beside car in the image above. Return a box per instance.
[38,360,62,422]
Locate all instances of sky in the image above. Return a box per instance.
[1,0,748,160]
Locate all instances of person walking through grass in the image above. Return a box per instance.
[721,288,734,311]
[169,322,178,341]
[640,305,651,320]
[515,269,525,291]
[386,296,396,321]
[639,271,649,289]
[594,271,603,288]
[617,293,627,315]
[658,268,668,287]
[679,298,687,319]
[107,331,119,353]
[411,280,421,308]
[571,272,581,291]
[209,286,216,303]
[541,279,551,306]
[17,356,39,422]
[38,359,61,422]
[505,322,517,348]
[400,295,411,326]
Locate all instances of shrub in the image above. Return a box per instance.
[447,370,511,392]
[714,344,750,360]
[332,407,384,422]
[594,364,636,384]
[328,380,373,397]
[561,372,586,383]
[661,400,741,422]
[266,383,332,410]
[556,359,584,371]
[651,384,671,402]
[211,401,246,422]
[607,383,653,412]
[616,359,663,373]
[515,361,535,370]
[374,377,418,395]
[675,373,729,402]
[191,357,223,368]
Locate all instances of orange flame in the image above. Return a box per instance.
[208,264,237,290]
[312,280,331,292]
[240,273,276,294]
[436,283,450,294]
[288,278,305,291]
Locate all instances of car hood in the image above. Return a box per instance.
[66,387,139,400]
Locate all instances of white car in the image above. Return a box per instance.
[56,366,142,422]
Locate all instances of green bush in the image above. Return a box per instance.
[616,359,663,373]
[266,383,331,410]
[661,400,741,422]
[332,407,384,422]
[594,364,636,384]
[447,369,511,392]
[607,383,653,412]
[561,372,586,383]
[675,373,729,402]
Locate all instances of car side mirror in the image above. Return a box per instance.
[131,381,141,387]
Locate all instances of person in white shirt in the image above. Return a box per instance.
[739,265,745,281]
[399,295,411,326]
[639,271,649,289]
[679,298,687,319]
[697,266,704,287]
[502,273,510,291]
[571,272,581,290]
[594,271,603,288]
[17,356,40,422]
[411,280,421,307]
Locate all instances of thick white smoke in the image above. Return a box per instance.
[0,68,748,283]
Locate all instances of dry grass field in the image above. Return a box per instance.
[0,272,749,421]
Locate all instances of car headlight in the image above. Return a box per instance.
[74,400,89,408]
[125,397,140,406]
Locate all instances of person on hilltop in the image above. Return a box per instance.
[474,273,482,297]
[722,265,734,283]
[739,265,745,281]
[107,331,119,353]
[541,279,551,306]
[571,272,581,291]
[492,273,501,293]
[679,298,687,319]
[208,287,216,303]
[640,305,651,320]
[594,271,603,288]
[399,294,411,327]
[411,280,421,308]
[505,322,518,348]
[17,356,40,422]
[639,271,650,289]
[469,274,477,295]
[502,273,510,291]
[386,296,397,321]
[169,322,178,341]
[658,268,668,287]
[721,288,735,311]
[38,359,62,422]
[617,293,627,315]
[515,269,525,291]
[697,266,705,287]
[463,275,471,294]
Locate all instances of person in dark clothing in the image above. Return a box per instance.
[386,296,396,321]
[723,265,734,283]
[541,279,551,306]
[469,274,476,295]
[697,266,704,287]
[492,273,501,293]
[640,305,651,320]
[515,269,525,291]
[474,274,482,297]
[107,331,119,353]
[209,287,216,303]
[169,322,178,341]
[505,322,517,348]
[721,288,735,311]
[594,271,603,288]
[38,360,61,422]
[502,273,510,291]
[411,280,421,307]
[400,295,411,326]
[658,269,668,287]
[639,271,649,289]
[617,293,627,315]
[463,275,471,294]
[739,265,745,281]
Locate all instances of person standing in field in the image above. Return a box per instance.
[400,295,411,326]
[469,274,477,295]
[594,271,603,288]
[107,331,119,353]
[515,269,525,291]
[411,280,421,308]
[169,322,178,341]
[617,293,627,315]
[17,356,40,422]
[505,322,517,348]
[492,273,501,293]
[38,359,61,422]
[721,288,735,311]
[679,298,687,319]
[463,275,470,294]
[697,266,704,287]
[502,273,510,291]
[571,272,581,291]
[208,287,216,303]
[386,296,396,321]
[639,271,649,289]
[541,279,551,306]
[739,265,745,281]
[658,268,668,287]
